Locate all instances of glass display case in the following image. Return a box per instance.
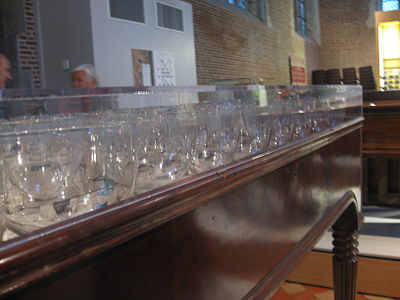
[0,85,364,300]
[0,85,362,241]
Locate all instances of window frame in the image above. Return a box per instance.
[155,1,185,33]
[207,0,266,23]
[226,0,266,22]
[108,0,146,25]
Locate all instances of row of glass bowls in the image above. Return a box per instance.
[0,85,357,240]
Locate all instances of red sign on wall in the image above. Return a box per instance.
[291,66,306,84]
[290,56,307,85]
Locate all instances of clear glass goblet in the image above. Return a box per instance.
[2,128,82,232]
[74,114,137,215]
[191,100,239,174]
[234,99,264,160]
[135,106,192,194]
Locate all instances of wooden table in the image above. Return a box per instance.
[362,91,400,206]
[0,119,363,299]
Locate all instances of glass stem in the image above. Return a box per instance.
[39,200,58,221]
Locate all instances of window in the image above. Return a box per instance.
[228,0,247,9]
[226,0,266,21]
[381,0,400,11]
[157,2,184,32]
[294,0,307,35]
[109,0,145,24]
[292,0,320,43]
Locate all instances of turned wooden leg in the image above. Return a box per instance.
[332,202,362,300]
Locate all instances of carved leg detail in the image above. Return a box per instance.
[332,229,359,300]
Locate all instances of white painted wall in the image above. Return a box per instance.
[89,0,197,87]
[37,0,197,88]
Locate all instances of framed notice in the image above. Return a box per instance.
[153,51,176,86]
[132,49,153,86]
[289,56,307,85]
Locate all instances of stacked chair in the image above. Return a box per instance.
[311,66,376,90]
[359,66,376,90]
[311,70,327,84]
[342,67,359,84]
[326,69,342,84]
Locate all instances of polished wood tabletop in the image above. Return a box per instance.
[363,99,400,108]
[363,91,400,157]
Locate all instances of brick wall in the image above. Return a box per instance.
[319,0,377,76]
[186,0,321,85]
[17,0,41,88]
[5,0,378,88]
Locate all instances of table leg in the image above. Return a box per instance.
[332,202,361,300]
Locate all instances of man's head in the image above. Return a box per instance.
[71,64,98,88]
[0,53,12,89]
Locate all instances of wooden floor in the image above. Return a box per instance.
[280,249,400,299]
[271,282,398,300]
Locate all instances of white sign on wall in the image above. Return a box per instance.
[153,51,176,86]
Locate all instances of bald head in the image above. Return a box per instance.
[0,53,12,89]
